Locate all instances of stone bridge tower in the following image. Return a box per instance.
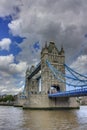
[41,42,65,94]
[22,41,79,109]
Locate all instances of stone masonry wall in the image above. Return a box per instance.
[23,94,79,109]
[41,42,65,94]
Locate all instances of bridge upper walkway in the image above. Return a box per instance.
[28,62,41,79]
[48,88,87,98]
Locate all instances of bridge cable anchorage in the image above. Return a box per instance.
[46,60,87,88]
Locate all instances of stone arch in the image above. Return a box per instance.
[53,84,60,91]
[50,84,60,93]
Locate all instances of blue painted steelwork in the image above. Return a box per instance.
[26,59,87,98]
[46,60,87,87]
[64,64,87,81]
[48,88,87,97]
[46,60,87,98]
[28,62,41,79]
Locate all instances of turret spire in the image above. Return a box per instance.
[45,41,47,48]
[61,44,64,53]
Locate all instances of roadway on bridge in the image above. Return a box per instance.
[48,88,87,98]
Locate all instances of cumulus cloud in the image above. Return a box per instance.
[8,19,23,36]
[0,38,11,51]
[0,0,21,18]
[70,55,87,74]
[7,0,87,64]
[8,0,87,35]
[9,61,27,75]
[0,54,27,76]
[0,54,27,94]
[16,38,41,66]
[0,54,14,70]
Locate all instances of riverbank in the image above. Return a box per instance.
[0,102,14,106]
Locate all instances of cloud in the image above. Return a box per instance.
[8,0,87,36]
[0,38,11,51]
[0,54,27,77]
[16,38,41,66]
[0,54,14,69]
[70,55,87,74]
[8,19,23,36]
[0,54,27,94]
[9,61,27,75]
[7,0,87,64]
[0,0,21,17]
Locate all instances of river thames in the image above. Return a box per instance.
[0,106,87,130]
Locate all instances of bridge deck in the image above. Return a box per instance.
[48,88,87,98]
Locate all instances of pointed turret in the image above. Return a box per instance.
[41,41,48,58]
[30,65,35,73]
[48,41,59,53]
[26,67,30,78]
[45,41,47,49]
[41,41,48,56]
[60,45,64,55]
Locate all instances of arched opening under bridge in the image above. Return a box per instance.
[50,84,60,94]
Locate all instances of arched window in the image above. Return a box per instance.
[50,84,60,93]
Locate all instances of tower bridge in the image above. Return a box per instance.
[22,41,87,109]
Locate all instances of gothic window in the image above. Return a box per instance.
[54,56,57,62]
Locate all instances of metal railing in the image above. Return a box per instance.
[48,88,87,98]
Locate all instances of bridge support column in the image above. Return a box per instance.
[23,94,79,109]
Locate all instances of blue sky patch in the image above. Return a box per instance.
[33,41,40,52]
[0,16,12,40]
[0,16,24,60]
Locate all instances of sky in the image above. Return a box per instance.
[0,0,87,95]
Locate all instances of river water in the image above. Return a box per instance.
[0,106,87,130]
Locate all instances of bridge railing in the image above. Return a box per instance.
[48,88,87,97]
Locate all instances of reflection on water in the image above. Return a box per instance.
[0,106,87,130]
